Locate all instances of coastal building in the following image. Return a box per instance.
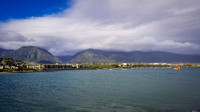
[27,64,82,70]
[72,64,81,69]
[0,65,4,69]
[42,64,72,69]
[118,63,128,67]
[27,65,44,69]
[11,66,19,69]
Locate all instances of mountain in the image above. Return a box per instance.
[0,46,61,64]
[0,48,5,53]
[1,47,200,64]
[69,49,200,64]
[57,56,73,63]
[57,50,92,63]
[0,48,14,53]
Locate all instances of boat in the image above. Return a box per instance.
[174,67,180,70]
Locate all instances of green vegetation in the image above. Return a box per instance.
[0,46,61,64]
[0,58,3,65]
[81,64,118,69]
[4,57,15,68]
[69,49,200,64]
[1,46,200,73]
[78,63,200,69]
[1,47,200,64]
[0,57,28,72]
[70,49,115,64]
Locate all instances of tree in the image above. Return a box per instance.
[4,57,15,68]
[0,58,3,65]
[16,59,24,69]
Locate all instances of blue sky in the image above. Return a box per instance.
[0,0,71,20]
[0,0,200,56]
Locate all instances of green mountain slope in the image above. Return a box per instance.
[70,49,115,64]
[0,46,61,64]
[70,49,200,64]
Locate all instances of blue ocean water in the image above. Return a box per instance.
[0,68,200,112]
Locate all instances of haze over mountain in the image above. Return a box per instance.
[1,46,200,64]
[0,46,61,64]
[63,49,200,64]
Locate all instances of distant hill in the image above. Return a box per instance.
[1,47,200,64]
[69,49,200,64]
[67,49,112,64]
[0,48,14,53]
[0,46,61,64]
[57,56,75,63]
[69,49,115,64]
[0,48,5,53]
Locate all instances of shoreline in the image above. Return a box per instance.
[0,70,37,74]
[1,67,200,74]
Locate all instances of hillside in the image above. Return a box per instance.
[0,46,61,64]
[1,47,200,64]
[69,49,115,64]
[69,49,200,64]
[0,48,14,53]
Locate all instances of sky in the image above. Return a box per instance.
[0,0,200,56]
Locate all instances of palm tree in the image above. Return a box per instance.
[17,59,23,67]
[4,57,15,68]
[0,58,3,65]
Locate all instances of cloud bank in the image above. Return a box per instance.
[0,0,200,56]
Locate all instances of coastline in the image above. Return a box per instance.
[0,70,37,74]
[1,67,200,74]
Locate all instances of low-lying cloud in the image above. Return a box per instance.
[0,0,200,56]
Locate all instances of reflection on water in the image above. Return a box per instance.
[0,68,200,112]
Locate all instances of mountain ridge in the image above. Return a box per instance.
[0,46,61,64]
[68,49,200,64]
[1,47,200,64]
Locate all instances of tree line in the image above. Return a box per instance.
[0,57,26,71]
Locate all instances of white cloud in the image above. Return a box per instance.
[170,8,198,15]
[0,0,200,55]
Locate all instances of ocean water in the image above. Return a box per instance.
[0,68,200,112]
